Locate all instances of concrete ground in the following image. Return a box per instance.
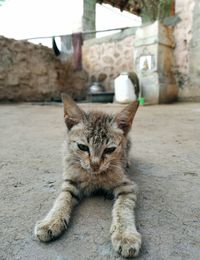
[0,102,200,260]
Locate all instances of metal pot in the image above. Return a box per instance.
[89,82,104,94]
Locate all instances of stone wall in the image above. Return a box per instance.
[82,28,137,91]
[173,0,200,101]
[0,36,88,102]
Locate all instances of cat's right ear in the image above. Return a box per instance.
[61,93,84,130]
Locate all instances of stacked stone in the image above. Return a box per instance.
[0,36,88,102]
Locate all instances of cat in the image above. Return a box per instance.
[34,94,142,258]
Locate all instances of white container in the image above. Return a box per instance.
[114,72,137,103]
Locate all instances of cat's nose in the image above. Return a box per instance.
[90,157,100,172]
[91,162,100,172]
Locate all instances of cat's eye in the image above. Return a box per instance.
[104,147,116,154]
[77,143,90,153]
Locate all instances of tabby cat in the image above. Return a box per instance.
[34,94,141,258]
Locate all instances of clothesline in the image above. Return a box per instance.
[22,26,139,41]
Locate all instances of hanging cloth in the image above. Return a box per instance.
[72,32,83,70]
[60,35,73,57]
[52,36,60,56]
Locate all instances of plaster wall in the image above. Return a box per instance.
[173,0,200,101]
[188,0,200,101]
[82,0,96,40]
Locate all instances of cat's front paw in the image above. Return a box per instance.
[34,217,68,242]
[111,231,141,258]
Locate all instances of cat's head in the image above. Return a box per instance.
[62,94,139,174]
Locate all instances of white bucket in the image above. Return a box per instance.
[114,72,137,103]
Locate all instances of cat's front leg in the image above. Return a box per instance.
[35,180,80,242]
[110,181,141,258]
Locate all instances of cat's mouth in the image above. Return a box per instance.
[80,161,110,174]
[90,163,110,175]
[91,169,101,174]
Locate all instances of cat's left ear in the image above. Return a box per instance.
[114,101,139,135]
[61,93,85,130]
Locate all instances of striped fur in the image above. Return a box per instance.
[34,94,141,258]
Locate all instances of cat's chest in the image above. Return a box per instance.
[64,164,126,195]
[76,169,125,195]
